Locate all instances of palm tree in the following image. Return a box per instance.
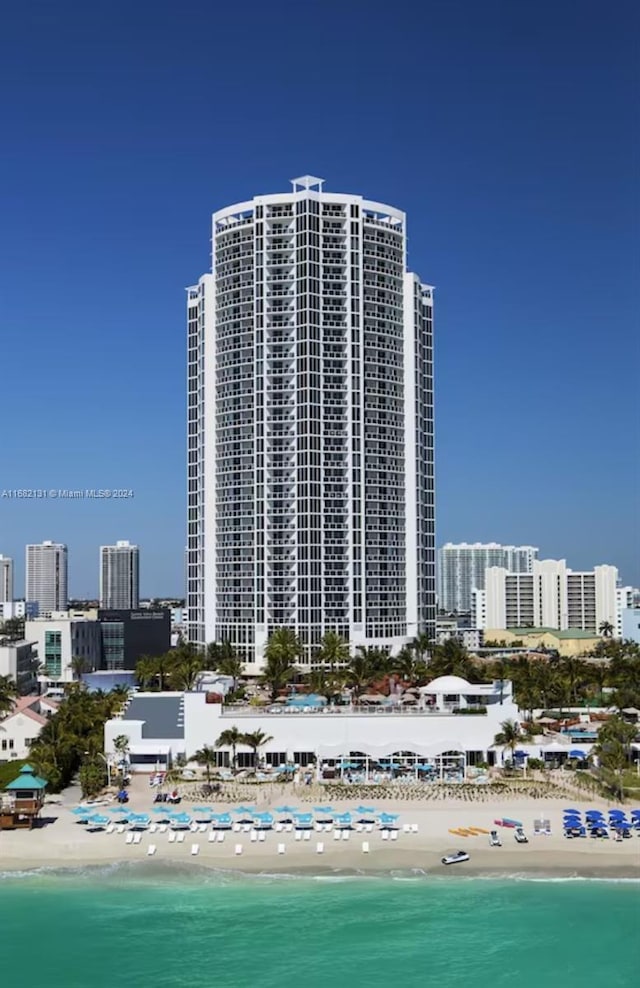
[215,725,244,774]
[136,655,157,690]
[558,657,589,704]
[108,685,131,711]
[494,718,521,765]
[599,620,615,638]
[69,656,91,681]
[411,632,432,665]
[214,641,245,687]
[154,651,178,691]
[347,648,376,701]
[0,674,17,719]
[193,744,218,782]
[241,729,273,772]
[393,646,428,684]
[316,630,349,669]
[262,628,301,699]
[594,716,637,801]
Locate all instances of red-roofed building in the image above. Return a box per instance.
[0,696,56,761]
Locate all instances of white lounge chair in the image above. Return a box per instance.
[191,844,199,856]
[198,824,207,833]
[159,824,167,833]
[190,823,198,833]
[149,824,157,834]
[402,824,411,834]
[116,824,125,835]
[243,823,251,833]
[125,833,134,845]
[233,823,241,832]
[315,823,322,831]
[365,824,373,833]
[177,832,185,843]
[133,833,142,845]
[277,843,285,854]
[410,824,419,834]
[356,824,363,833]
[258,831,266,842]
[285,823,293,833]
[106,824,114,834]
[316,842,324,854]
[390,830,398,841]
[295,831,302,841]
[217,832,225,843]
[342,830,350,841]
[168,832,176,843]
[147,844,157,856]
[275,822,283,832]
[208,831,216,843]
[235,844,243,855]
[325,823,333,832]
[381,830,389,841]
[362,841,370,853]
[303,830,311,841]
[250,830,258,842]
[334,830,342,841]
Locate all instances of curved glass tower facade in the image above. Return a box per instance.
[187,178,434,668]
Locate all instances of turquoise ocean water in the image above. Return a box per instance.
[0,864,638,988]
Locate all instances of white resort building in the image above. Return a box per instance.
[187,176,435,670]
[104,676,520,780]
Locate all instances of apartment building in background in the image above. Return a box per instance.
[437,542,538,614]
[100,541,140,609]
[0,556,13,603]
[474,559,618,634]
[25,541,68,617]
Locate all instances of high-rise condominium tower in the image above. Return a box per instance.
[187,177,435,668]
[0,555,13,603]
[437,542,538,614]
[25,541,68,617]
[100,541,140,609]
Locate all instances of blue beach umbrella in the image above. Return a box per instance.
[355,805,376,815]
[71,806,93,816]
[313,806,334,813]
[569,750,587,759]
[234,805,256,815]
[379,812,399,822]
[563,809,581,814]
[87,814,109,827]
[274,805,298,814]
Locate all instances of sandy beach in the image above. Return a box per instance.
[2,787,639,879]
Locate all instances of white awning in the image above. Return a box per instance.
[127,743,173,756]
[316,740,467,759]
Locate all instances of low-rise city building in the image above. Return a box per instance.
[481,627,601,657]
[0,640,38,694]
[0,696,58,761]
[105,676,521,775]
[25,616,102,686]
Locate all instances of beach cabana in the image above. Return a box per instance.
[0,764,48,830]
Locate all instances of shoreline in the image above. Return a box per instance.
[1,851,639,881]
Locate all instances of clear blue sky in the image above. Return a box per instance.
[0,0,637,596]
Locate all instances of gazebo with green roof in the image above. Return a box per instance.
[1,764,48,830]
